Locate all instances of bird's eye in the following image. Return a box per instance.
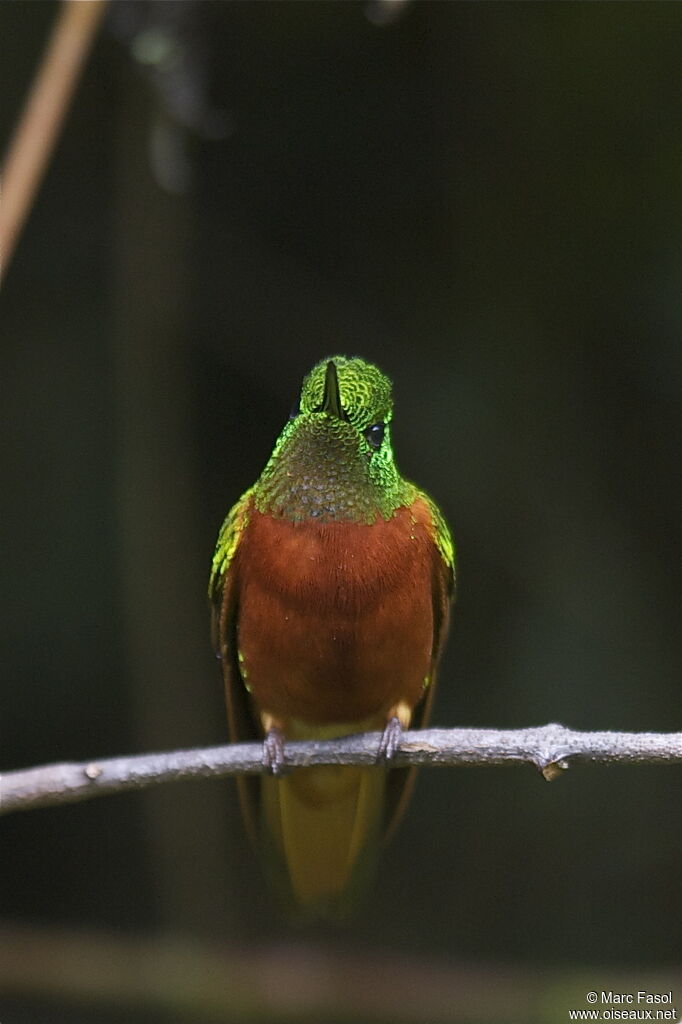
[364,423,385,450]
[289,398,300,420]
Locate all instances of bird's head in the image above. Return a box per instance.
[255,356,410,522]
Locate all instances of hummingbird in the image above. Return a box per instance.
[209,356,455,919]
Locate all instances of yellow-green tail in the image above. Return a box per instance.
[260,763,386,920]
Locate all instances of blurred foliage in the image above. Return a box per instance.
[1,2,681,1022]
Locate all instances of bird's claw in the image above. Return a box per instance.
[377,715,403,763]
[262,727,287,776]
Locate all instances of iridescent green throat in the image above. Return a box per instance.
[253,356,415,525]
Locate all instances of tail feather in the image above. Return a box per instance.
[260,764,385,920]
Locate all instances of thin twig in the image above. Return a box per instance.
[0,0,107,285]
[2,724,682,817]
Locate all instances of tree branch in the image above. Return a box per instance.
[2,724,682,816]
[0,0,107,285]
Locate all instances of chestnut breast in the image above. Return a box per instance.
[235,498,439,725]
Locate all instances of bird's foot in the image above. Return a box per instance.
[262,727,287,776]
[377,715,403,763]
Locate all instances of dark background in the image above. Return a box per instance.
[2,2,681,1021]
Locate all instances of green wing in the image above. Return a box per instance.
[209,488,263,842]
[209,490,255,711]
[208,488,253,635]
[384,491,455,840]
[422,491,456,587]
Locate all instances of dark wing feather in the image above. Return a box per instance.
[209,491,261,842]
[383,502,456,840]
